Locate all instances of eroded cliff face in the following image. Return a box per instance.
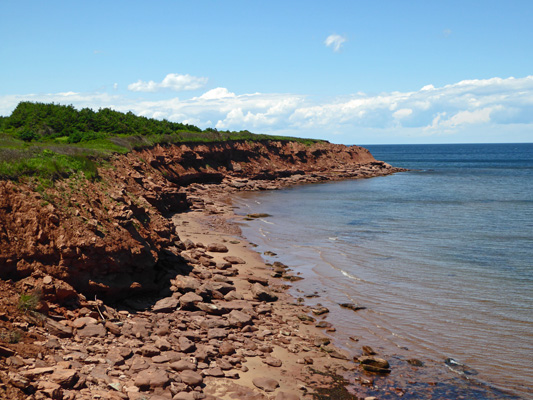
[0,141,399,302]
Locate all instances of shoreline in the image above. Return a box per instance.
[222,182,527,400]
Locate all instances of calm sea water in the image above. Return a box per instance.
[234,143,533,399]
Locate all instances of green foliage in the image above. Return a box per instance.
[3,102,203,143]
[0,148,99,181]
[0,330,22,344]
[18,291,40,313]
[0,101,325,181]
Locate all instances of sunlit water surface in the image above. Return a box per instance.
[234,143,533,399]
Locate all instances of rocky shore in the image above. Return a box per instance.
[0,140,408,399]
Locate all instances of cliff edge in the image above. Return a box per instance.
[0,140,403,303]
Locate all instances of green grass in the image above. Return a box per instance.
[0,101,325,181]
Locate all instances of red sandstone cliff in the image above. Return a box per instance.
[0,141,401,302]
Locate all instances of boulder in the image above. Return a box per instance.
[153,296,179,313]
[253,376,279,392]
[227,309,252,327]
[358,356,391,373]
[263,356,282,367]
[223,256,246,265]
[206,243,229,253]
[77,323,106,338]
[179,370,203,386]
[251,283,278,302]
[170,360,197,372]
[134,368,170,389]
[179,292,203,309]
[49,368,79,388]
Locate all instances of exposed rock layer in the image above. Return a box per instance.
[0,140,403,301]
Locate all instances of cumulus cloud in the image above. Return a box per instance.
[324,34,347,52]
[2,75,532,143]
[128,73,208,92]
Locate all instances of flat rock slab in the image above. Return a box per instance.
[223,256,246,264]
[263,356,283,367]
[207,243,229,252]
[153,296,179,313]
[179,370,203,386]
[77,323,106,338]
[276,392,301,400]
[253,377,280,392]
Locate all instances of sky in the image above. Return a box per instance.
[1,0,532,144]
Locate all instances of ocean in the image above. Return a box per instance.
[233,143,533,399]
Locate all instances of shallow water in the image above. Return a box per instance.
[234,143,533,399]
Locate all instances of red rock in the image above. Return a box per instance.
[223,256,246,265]
[253,376,279,392]
[263,356,282,367]
[153,296,179,312]
[50,368,79,388]
[170,360,197,371]
[206,243,229,252]
[179,370,203,386]
[77,323,106,338]
[227,309,252,327]
[219,342,235,356]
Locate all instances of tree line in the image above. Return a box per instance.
[0,102,203,143]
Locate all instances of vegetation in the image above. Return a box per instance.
[17,291,41,314]
[0,102,323,180]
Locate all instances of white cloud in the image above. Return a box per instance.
[197,87,236,100]
[324,34,347,52]
[127,73,208,92]
[2,75,532,143]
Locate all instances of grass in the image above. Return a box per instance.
[18,291,40,313]
[0,117,324,182]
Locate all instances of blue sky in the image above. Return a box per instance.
[1,1,532,144]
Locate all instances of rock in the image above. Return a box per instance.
[311,306,329,315]
[153,296,180,313]
[245,275,268,286]
[297,314,315,323]
[179,370,203,386]
[206,243,229,252]
[37,381,63,399]
[0,345,16,357]
[170,360,197,372]
[173,393,196,400]
[253,376,279,392]
[105,349,125,366]
[45,318,73,338]
[179,292,203,309]
[105,320,122,335]
[263,356,282,367]
[218,342,235,356]
[276,392,301,400]
[140,344,160,357]
[251,283,278,302]
[362,345,376,355]
[50,368,79,388]
[203,367,224,377]
[173,276,201,292]
[178,336,196,353]
[223,256,246,265]
[407,358,424,367]
[134,368,170,389]
[77,323,106,338]
[183,239,196,249]
[358,356,391,373]
[227,309,252,327]
[315,320,333,328]
[339,302,366,311]
[8,372,30,389]
[72,316,98,328]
